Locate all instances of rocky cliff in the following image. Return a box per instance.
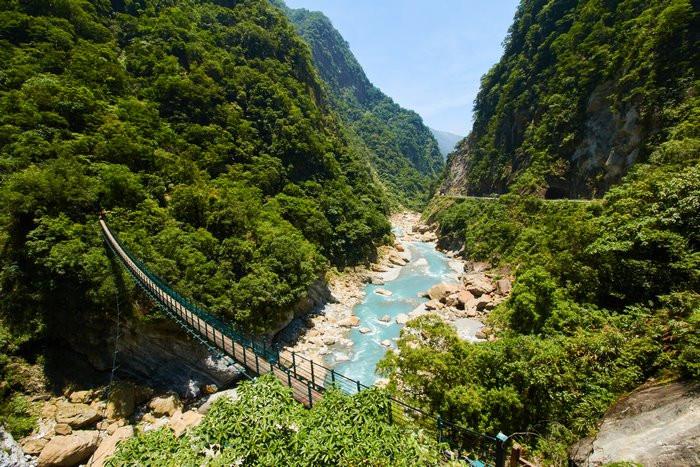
[440,0,698,198]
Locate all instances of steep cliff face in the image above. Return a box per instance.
[279,3,444,207]
[440,0,698,198]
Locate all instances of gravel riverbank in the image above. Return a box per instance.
[278,211,511,376]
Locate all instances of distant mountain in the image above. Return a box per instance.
[278,2,443,208]
[429,128,463,158]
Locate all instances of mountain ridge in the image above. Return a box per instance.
[278,2,444,208]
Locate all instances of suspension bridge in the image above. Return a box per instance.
[99,214,512,466]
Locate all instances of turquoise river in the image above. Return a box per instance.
[331,236,461,386]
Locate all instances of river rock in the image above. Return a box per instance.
[148,394,182,417]
[427,283,460,302]
[395,244,405,252]
[395,313,409,325]
[21,437,48,455]
[322,336,336,346]
[359,327,371,334]
[68,390,94,404]
[496,278,512,295]
[169,410,203,437]
[339,316,360,328]
[54,423,72,436]
[379,315,391,323]
[88,425,134,467]
[375,288,392,296]
[462,274,494,297]
[370,277,385,285]
[335,354,350,362]
[371,265,388,273]
[55,401,102,428]
[476,297,492,311]
[106,382,150,420]
[37,431,100,467]
[424,299,443,311]
[198,389,239,415]
[381,340,392,348]
[388,254,408,266]
[466,261,491,273]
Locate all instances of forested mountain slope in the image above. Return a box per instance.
[385,0,699,463]
[0,0,393,428]
[440,0,698,198]
[277,3,444,208]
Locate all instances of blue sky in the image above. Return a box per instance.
[284,0,520,135]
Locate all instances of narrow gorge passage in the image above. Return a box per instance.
[327,220,477,386]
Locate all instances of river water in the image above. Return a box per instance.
[330,238,461,386]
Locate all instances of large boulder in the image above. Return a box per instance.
[424,299,443,311]
[37,431,99,467]
[55,401,102,428]
[169,410,203,437]
[197,389,239,415]
[462,274,494,297]
[87,425,134,467]
[427,284,460,302]
[106,383,136,420]
[68,390,94,404]
[148,394,182,417]
[338,316,360,328]
[388,254,408,266]
[21,437,48,455]
[496,278,512,295]
[570,381,700,466]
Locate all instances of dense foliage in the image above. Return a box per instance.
[280,3,444,209]
[0,0,392,333]
[385,100,699,460]
[442,0,698,197]
[109,374,445,466]
[0,0,394,433]
[385,1,698,459]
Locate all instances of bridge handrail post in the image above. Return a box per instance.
[307,382,313,408]
[310,360,315,387]
[292,352,297,378]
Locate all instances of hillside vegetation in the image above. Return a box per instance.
[0,0,392,433]
[108,375,445,466]
[384,0,699,462]
[281,4,444,209]
[441,0,698,198]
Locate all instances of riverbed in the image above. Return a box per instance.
[327,232,462,386]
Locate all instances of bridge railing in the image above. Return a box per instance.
[100,216,507,466]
